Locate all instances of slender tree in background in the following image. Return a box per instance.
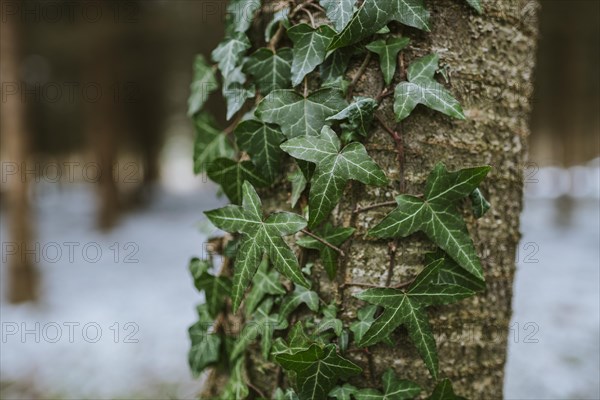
[187,1,539,398]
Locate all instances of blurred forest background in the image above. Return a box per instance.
[0,0,598,399]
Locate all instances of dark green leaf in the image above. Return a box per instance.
[327,96,379,137]
[188,55,218,116]
[256,88,348,138]
[189,258,231,318]
[188,304,220,376]
[465,0,482,14]
[223,82,255,120]
[366,37,410,85]
[424,250,486,292]
[207,158,268,204]
[320,47,354,84]
[235,119,286,181]
[212,32,251,77]
[354,369,421,400]
[329,383,358,400]
[244,256,286,317]
[316,303,343,337]
[281,126,387,227]
[288,24,336,86]
[329,0,430,50]
[428,379,467,400]
[469,188,491,219]
[275,344,362,400]
[245,48,293,95]
[227,0,262,33]
[369,163,491,280]
[394,54,465,121]
[265,7,291,42]
[320,0,356,32]
[219,357,249,400]
[192,113,235,174]
[279,284,320,321]
[288,169,308,208]
[205,182,309,312]
[297,223,355,279]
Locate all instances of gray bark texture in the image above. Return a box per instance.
[204,0,540,398]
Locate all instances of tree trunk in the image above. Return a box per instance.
[1,12,39,303]
[206,1,540,398]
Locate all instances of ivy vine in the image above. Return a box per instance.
[187,0,490,399]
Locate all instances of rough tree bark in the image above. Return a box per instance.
[204,1,540,398]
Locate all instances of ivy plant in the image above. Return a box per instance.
[186,0,491,398]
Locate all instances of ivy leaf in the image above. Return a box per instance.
[316,303,343,337]
[211,32,251,77]
[369,163,491,280]
[192,113,235,174]
[188,55,218,116]
[288,169,308,208]
[205,181,309,312]
[245,48,293,95]
[272,322,314,357]
[354,257,477,378]
[275,388,301,400]
[226,0,262,33]
[279,284,320,321]
[207,158,268,205]
[354,369,421,400]
[235,119,286,181]
[256,89,348,138]
[469,188,491,219]
[288,24,336,86]
[349,305,388,345]
[219,357,249,400]
[189,258,231,318]
[320,47,354,84]
[366,37,410,85]
[424,250,486,292]
[329,383,358,400]
[231,298,288,360]
[275,344,362,400]
[244,256,286,317]
[429,379,467,400]
[223,82,255,120]
[281,126,388,227]
[327,96,379,137]
[329,0,430,50]
[465,0,482,14]
[320,0,355,32]
[188,304,221,376]
[297,223,354,279]
[394,54,465,121]
[265,7,291,42]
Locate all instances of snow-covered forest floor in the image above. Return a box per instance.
[1,164,599,399]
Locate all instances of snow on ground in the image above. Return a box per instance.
[0,166,599,399]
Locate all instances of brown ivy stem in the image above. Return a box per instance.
[353,200,397,213]
[301,7,316,28]
[267,0,315,51]
[347,52,372,100]
[300,229,345,257]
[246,379,266,398]
[375,87,394,102]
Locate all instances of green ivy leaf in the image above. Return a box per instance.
[275,344,362,400]
[219,357,249,400]
[245,48,293,95]
[369,163,491,280]
[279,284,320,322]
[188,304,221,377]
[231,298,288,360]
[320,0,356,32]
[327,96,379,137]
[223,82,255,120]
[428,379,467,400]
[288,168,308,208]
[288,24,336,86]
[192,113,235,174]
[227,0,262,33]
[316,303,343,337]
[320,47,354,85]
[188,55,218,116]
[297,223,355,279]
[281,126,387,227]
[207,158,268,204]
[212,32,251,77]
[244,256,286,317]
[394,54,465,121]
[349,305,391,345]
[423,250,486,292]
[366,37,410,85]
[355,369,420,400]
[329,0,430,50]
[235,119,286,181]
[256,89,348,138]
[469,188,491,219]
[189,258,231,318]
[329,383,358,400]
[265,7,291,42]
[275,388,301,400]
[465,0,482,14]
[354,257,477,378]
[205,182,309,312]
